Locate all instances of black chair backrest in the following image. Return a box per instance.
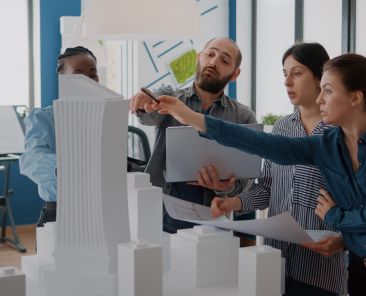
[127,126,151,172]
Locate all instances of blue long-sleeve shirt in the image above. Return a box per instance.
[202,115,366,257]
[238,111,346,293]
[19,107,57,202]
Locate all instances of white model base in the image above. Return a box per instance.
[118,241,162,296]
[170,225,239,288]
[0,266,26,296]
[26,244,283,296]
[26,269,268,296]
[43,271,117,296]
[239,245,282,296]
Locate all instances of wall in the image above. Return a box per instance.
[136,0,229,91]
[39,0,81,107]
[236,0,252,108]
[356,0,366,54]
[0,160,41,226]
[0,0,29,106]
[131,0,230,148]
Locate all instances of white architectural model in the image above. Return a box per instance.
[44,75,130,296]
[21,75,283,296]
[239,245,282,296]
[128,173,163,247]
[0,266,25,296]
[127,172,170,269]
[21,222,55,284]
[170,225,239,288]
[118,241,162,296]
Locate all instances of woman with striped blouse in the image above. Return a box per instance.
[211,43,347,295]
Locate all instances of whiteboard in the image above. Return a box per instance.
[0,106,25,155]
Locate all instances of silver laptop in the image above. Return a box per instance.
[165,124,263,182]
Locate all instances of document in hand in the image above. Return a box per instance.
[163,194,339,244]
[165,124,263,182]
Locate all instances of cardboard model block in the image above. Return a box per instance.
[170,225,239,288]
[239,245,281,296]
[118,241,162,296]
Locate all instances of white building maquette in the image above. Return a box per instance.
[46,75,131,295]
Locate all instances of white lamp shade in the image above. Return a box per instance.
[82,0,201,40]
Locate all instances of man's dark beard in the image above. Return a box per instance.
[196,67,233,94]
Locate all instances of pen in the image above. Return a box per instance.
[141,87,160,103]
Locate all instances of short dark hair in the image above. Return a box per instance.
[282,42,330,80]
[56,46,97,74]
[203,37,242,68]
[324,53,366,106]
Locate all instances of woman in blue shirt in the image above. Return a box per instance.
[153,53,366,295]
[19,46,99,227]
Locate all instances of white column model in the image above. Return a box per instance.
[44,74,131,296]
[170,225,239,288]
[118,240,162,296]
[239,245,282,296]
[127,172,163,245]
[127,172,170,269]
[21,222,56,284]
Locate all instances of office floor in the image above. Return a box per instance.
[0,225,36,270]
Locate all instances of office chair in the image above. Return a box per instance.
[0,156,26,252]
[127,126,151,172]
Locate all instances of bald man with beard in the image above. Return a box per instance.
[130,37,257,234]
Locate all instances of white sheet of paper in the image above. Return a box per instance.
[163,194,316,244]
[305,230,340,241]
[163,193,215,221]
[165,125,263,182]
[0,106,24,154]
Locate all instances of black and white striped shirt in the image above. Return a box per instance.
[239,109,347,294]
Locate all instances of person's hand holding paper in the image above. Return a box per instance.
[188,165,236,192]
[302,235,344,257]
[211,196,242,218]
[163,194,336,244]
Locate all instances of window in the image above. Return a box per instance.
[0,0,30,107]
[255,0,295,121]
[356,0,366,54]
[303,0,342,58]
